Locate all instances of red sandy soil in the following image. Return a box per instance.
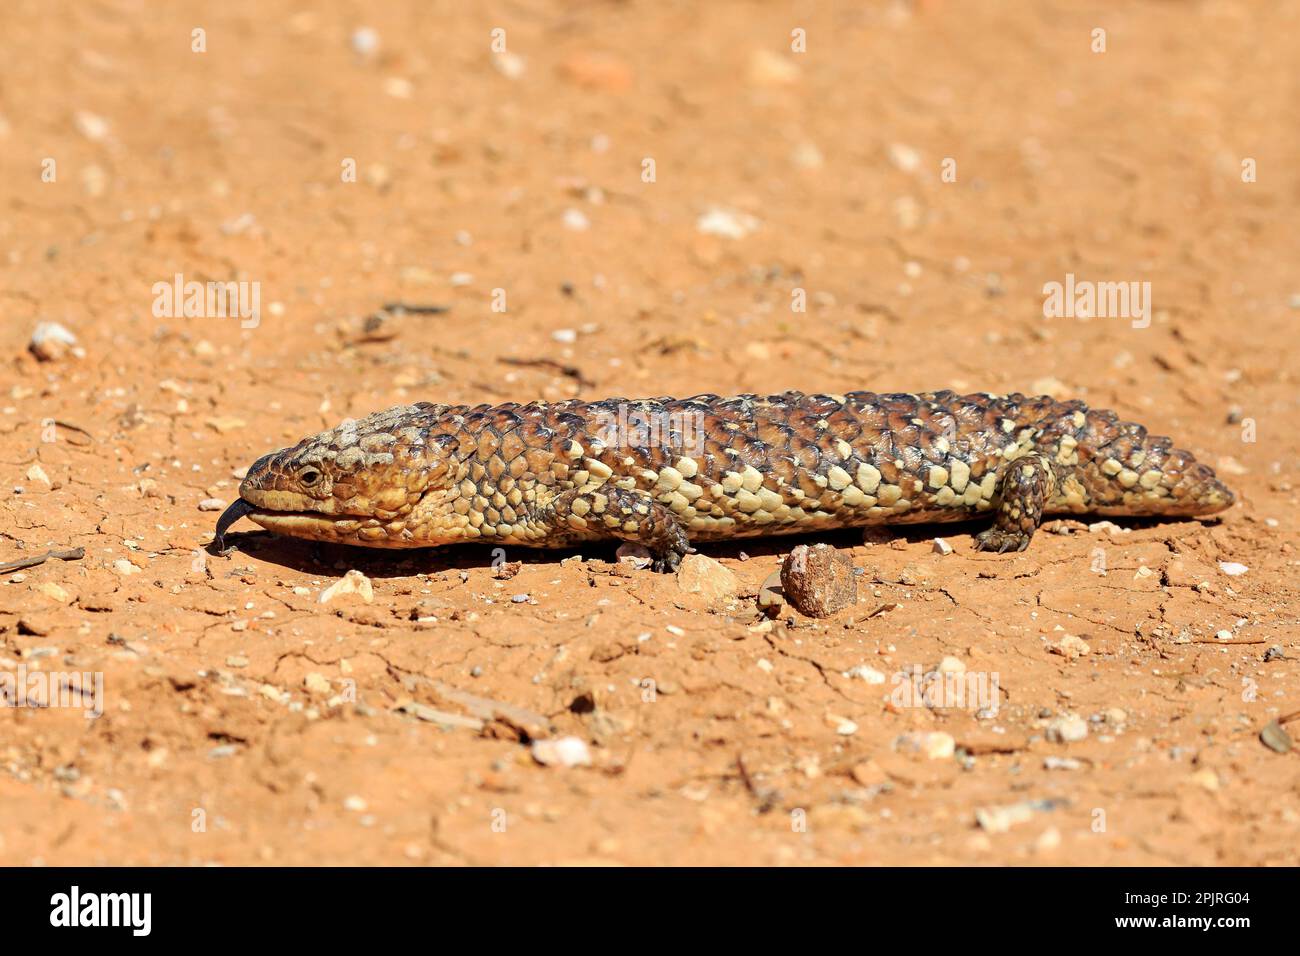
[1,0,1297,865]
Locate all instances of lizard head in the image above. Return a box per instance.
[215,403,463,549]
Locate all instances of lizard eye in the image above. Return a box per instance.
[298,467,322,487]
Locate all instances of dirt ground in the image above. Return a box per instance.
[1,0,1298,866]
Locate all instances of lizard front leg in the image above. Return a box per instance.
[975,453,1055,553]
[541,486,691,572]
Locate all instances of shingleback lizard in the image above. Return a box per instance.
[214,390,1234,572]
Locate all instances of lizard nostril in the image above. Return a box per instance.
[240,453,276,491]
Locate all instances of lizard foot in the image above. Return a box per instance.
[974,527,1032,553]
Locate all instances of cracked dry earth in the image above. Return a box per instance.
[2,0,1299,866]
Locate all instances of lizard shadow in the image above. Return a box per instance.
[208,529,597,579]
[209,513,1225,578]
[702,514,1227,561]
[211,523,956,578]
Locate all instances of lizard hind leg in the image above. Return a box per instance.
[975,452,1055,553]
[543,485,690,572]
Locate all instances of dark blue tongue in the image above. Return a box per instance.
[214,498,256,550]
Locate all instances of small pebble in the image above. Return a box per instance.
[350,27,380,57]
[757,570,784,613]
[35,582,71,604]
[492,51,526,79]
[304,672,332,695]
[1260,722,1292,754]
[29,322,80,361]
[932,537,953,556]
[73,110,110,142]
[676,553,740,603]
[895,731,955,760]
[319,569,374,604]
[888,142,922,173]
[561,209,589,232]
[1087,520,1128,535]
[531,736,592,768]
[780,543,856,618]
[198,498,226,512]
[1218,561,1248,576]
[1046,715,1088,743]
[615,543,653,570]
[696,207,760,240]
[974,801,1036,834]
[1048,633,1090,659]
[845,664,886,685]
[1044,756,1082,771]
[492,561,522,580]
[935,655,965,675]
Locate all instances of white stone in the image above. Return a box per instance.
[1046,714,1088,743]
[845,664,886,685]
[320,569,374,604]
[696,207,760,239]
[29,322,80,361]
[350,27,380,57]
[531,735,592,768]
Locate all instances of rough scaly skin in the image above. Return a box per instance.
[218,391,1235,572]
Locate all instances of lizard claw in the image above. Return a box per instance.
[975,528,1031,553]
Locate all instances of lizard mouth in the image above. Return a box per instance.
[213,498,387,549]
